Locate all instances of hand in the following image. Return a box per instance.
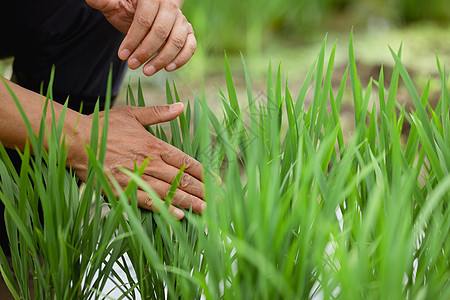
[86,0,197,76]
[70,103,205,219]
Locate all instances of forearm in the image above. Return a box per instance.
[0,77,89,163]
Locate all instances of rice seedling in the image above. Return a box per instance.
[0,70,128,299]
[0,33,449,299]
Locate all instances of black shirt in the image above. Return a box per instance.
[1,0,127,112]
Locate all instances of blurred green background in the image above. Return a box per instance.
[183,0,450,55]
[177,0,450,77]
[127,0,450,109]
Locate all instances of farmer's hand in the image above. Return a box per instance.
[86,0,196,76]
[70,103,204,220]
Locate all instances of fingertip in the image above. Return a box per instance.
[166,63,177,72]
[165,34,196,71]
[143,65,157,76]
[128,58,141,70]
[170,102,184,112]
[172,207,185,219]
[119,48,131,61]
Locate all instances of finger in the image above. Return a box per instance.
[137,190,185,220]
[165,24,196,72]
[143,175,206,214]
[127,4,178,71]
[118,0,160,61]
[161,146,203,181]
[130,103,184,126]
[142,15,189,76]
[145,160,204,198]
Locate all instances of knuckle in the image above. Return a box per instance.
[153,25,170,41]
[179,173,192,190]
[164,151,176,163]
[170,35,185,51]
[188,39,197,53]
[181,155,194,170]
[151,105,165,120]
[139,47,156,60]
[144,196,155,210]
[137,15,153,29]
[151,140,164,154]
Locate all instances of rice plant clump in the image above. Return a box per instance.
[0,34,449,299]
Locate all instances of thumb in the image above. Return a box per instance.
[132,103,184,126]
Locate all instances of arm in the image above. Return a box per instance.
[0,77,205,219]
[86,0,196,76]
[0,77,83,155]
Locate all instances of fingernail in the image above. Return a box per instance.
[173,208,184,219]
[201,202,206,213]
[170,102,184,111]
[166,63,177,72]
[128,58,141,69]
[144,65,156,76]
[119,49,131,60]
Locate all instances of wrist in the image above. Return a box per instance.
[63,113,92,180]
